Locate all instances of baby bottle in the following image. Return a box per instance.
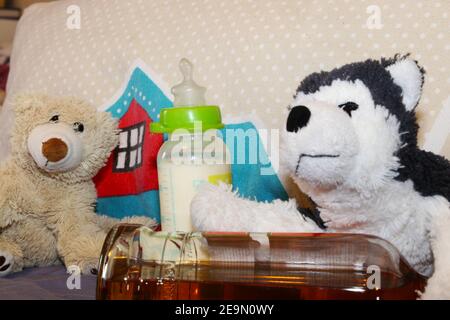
[150,59,232,232]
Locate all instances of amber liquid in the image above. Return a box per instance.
[97,258,426,300]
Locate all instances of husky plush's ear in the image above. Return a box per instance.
[386,56,425,112]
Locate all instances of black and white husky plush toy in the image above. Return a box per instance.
[191,55,450,299]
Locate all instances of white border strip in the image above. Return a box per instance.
[98,58,173,111]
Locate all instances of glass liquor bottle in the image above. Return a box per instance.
[96,224,427,300]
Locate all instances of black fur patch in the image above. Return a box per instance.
[298,206,327,230]
[396,148,450,202]
[295,55,450,202]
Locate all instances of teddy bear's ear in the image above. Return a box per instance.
[386,56,424,112]
[13,93,47,120]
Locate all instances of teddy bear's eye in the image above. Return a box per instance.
[338,102,359,117]
[49,115,60,123]
[73,122,84,133]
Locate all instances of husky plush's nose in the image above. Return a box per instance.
[42,138,68,162]
[286,105,311,133]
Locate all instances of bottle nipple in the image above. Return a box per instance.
[172,58,207,107]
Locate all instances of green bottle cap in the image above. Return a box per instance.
[150,105,224,133]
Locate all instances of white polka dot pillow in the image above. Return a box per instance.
[1,0,449,160]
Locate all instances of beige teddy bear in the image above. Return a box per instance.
[0,94,154,276]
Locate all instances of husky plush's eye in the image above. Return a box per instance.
[49,114,60,122]
[338,102,359,117]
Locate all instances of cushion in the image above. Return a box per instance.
[1,0,449,170]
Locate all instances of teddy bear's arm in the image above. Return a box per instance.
[0,167,22,229]
[53,207,108,274]
[0,196,16,229]
[0,161,47,228]
[191,183,323,233]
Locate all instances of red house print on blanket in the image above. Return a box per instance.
[94,100,161,196]
[93,61,172,223]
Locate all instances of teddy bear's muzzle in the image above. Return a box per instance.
[27,123,83,173]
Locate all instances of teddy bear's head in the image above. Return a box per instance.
[11,94,118,183]
[282,55,424,192]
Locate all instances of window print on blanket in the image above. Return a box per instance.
[93,60,172,223]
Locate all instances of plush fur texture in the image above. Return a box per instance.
[191,55,450,299]
[420,212,450,299]
[192,183,322,233]
[0,94,155,277]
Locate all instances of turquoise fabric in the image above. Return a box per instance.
[220,122,289,202]
[96,190,160,221]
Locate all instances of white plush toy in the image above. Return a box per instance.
[191,55,450,299]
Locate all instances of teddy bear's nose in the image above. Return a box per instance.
[42,138,68,162]
[286,105,311,133]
